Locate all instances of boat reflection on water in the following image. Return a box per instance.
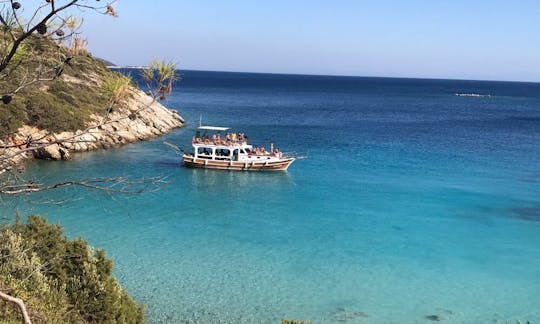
[188,167,294,193]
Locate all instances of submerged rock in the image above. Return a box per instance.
[331,307,369,322]
[511,206,540,222]
[425,314,442,321]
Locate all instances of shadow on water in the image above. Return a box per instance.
[188,167,294,189]
[511,206,540,222]
[153,159,182,169]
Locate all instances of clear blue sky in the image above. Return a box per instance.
[81,0,540,82]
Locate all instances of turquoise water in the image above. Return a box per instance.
[2,71,540,323]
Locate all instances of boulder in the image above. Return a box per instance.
[33,143,71,160]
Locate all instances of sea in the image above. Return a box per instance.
[2,70,540,323]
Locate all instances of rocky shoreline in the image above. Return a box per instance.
[0,88,184,165]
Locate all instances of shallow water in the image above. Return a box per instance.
[2,71,540,323]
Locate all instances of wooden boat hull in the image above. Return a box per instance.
[183,155,295,171]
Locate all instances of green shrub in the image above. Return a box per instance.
[0,33,131,137]
[0,99,26,135]
[103,72,134,104]
[0,215,145,323]
[16,79,111,134]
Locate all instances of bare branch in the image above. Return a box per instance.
[0,176,169,195]
[0,0,78,73]
[0,9,16,41]
[6,56,70,95]
[26,2,51,30]
[0,291,32,324]
[9,0,25,31]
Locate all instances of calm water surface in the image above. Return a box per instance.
[2,71,540,323]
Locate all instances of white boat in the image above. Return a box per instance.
[182,126,295,171]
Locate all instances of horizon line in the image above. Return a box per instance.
[108,66,540,85]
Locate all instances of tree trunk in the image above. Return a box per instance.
[0,291,32,324]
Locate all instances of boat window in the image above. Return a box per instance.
[215,149,230,156]
[214,148,231,160]
[197,147,212,155]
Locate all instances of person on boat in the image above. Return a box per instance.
[275,148,282,159]
[231,132,237,142]
[255,147,265,156]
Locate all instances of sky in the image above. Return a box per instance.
[79,0,540,82]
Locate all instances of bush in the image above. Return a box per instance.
[0,99,26,135]
[0,34,129,137]
[20,79,111,133]
[0,215,145,323]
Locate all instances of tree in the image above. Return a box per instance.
[1,0,118,99]
[0,0,179,193]
[0,1,178,321]
[0,1,119,321]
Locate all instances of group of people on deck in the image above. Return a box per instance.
[193,132,247,146]
[192,132,284,159]
[253,146,283,159]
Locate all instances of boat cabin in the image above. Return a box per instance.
[194,144,255,161]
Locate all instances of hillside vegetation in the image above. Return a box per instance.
[0,215,144,323]
[0,34,133,136]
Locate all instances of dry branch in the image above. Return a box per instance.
[0,290,32,324]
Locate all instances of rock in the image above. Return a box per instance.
[33,143,71,160]
[331,308,369,322]
[425,315,442,321]
[116,131,137,143]
[2,86,184,167]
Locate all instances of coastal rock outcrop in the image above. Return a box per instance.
[58,88,184,154]
[0,30,184,170]
[1,88,184,164]
[33,143,71,161]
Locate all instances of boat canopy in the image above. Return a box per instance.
[197,126,229,131]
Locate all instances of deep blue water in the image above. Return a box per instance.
[2,71,540,323]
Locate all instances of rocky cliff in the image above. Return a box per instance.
[0,35,184,168]
[1,88,184,163]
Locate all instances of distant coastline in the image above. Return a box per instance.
[108,65,146,69]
